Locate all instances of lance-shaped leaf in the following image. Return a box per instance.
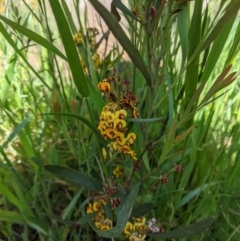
[49,0,89,97]
[149,216,214,238]
[88,0,151,87]
[90,182,141,238]
[45,165,103,191]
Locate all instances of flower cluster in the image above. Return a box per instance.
[73,27,102,70]
[124,216,148,241]
[86,198,112,231]
[98,76,139,118]
[93,72,161,239]
[92,53,102,68]
[73,30,84,45]
[87,197,162,239]
[73,27,99,50]
[86,183,124,232]
[113,166,123,178]
[98,102,137,160]
[97,72,140,164]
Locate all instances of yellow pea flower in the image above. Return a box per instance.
[98,81,111,92]
[86,203,93,214]
[115,109,127,119]
[124,222,133,238]
[113,166,123,178]
[93,201,101,212]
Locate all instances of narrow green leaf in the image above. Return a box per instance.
[49,0,89,97]
[88,0,151,87]
[45,165,103,191]
[149,217,214,238]
[90,182,141,238]
[0,15,67,61]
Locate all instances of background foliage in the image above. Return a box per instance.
[0,0,240,240]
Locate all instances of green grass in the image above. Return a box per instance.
[0,0,240,240]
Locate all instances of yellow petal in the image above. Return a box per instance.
[115,109,127,119]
